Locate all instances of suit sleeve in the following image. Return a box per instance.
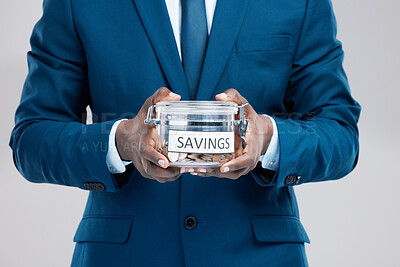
[252,0,361,187]
[9,0,128,192]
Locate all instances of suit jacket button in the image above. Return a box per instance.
[84,183,92,190]
[184,216,197,230]
[285,175,301,185]
[94,183,105,191]
[84,182,105,191]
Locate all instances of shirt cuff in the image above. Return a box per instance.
[106,119,132,174]
[259,115,280,171]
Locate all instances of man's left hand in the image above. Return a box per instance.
[185,88,273,179]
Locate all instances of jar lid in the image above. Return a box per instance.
[145,101,248,130]
[155,101,238,114]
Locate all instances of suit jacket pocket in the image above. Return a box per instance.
[236,35,290,53]
[73,216,134,244]
[251,215,310,243]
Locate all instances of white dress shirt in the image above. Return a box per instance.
[106,0,280,174]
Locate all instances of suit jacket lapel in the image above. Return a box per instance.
[196,0,249,100]
[132,0,190,99]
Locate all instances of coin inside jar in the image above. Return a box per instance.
[157,140,233,166]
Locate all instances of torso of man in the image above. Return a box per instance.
[10,0,361,266]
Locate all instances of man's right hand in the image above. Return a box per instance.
[115,87,182,183]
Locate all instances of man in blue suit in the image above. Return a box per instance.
[10,0,360,266]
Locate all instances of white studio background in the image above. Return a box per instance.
[0,0,399,266]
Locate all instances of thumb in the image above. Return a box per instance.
[152,87,181,105]
[215,88,247,105]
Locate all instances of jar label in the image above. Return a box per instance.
[168,130,235,154]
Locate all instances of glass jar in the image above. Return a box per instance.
[144,101,248,167]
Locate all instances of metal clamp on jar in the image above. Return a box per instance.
[144,101,248,167]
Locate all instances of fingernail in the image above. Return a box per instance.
[188,168,194,173]
[222,167,230,173]
[199,168,207,173]
[217,93,227,99]
[169,92,179,98]
[191,172,198,176]
[158,160,166,168]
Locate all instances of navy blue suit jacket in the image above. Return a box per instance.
[10,0,360,266]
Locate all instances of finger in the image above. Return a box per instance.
[141,145,169,169]
[189,167,209,174]
[140,143,170,169]
[143,160,181,180]
[140,154,179,178]
[190,166,234,178]
[152,87,181,104]
[194,167,226,177]
[140,158,181,183]
[196,167,247,180]
[153,175,180,183]
[220,151,258,173]
[184,167,220,177]
[215,88,247,105]
[180,167,201,175]
[215,89,257,123]
[156,173,181,183]
[134,158,155,180]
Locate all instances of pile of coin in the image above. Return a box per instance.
[156,140,233,165]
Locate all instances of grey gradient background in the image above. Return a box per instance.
[1,0,399,266]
